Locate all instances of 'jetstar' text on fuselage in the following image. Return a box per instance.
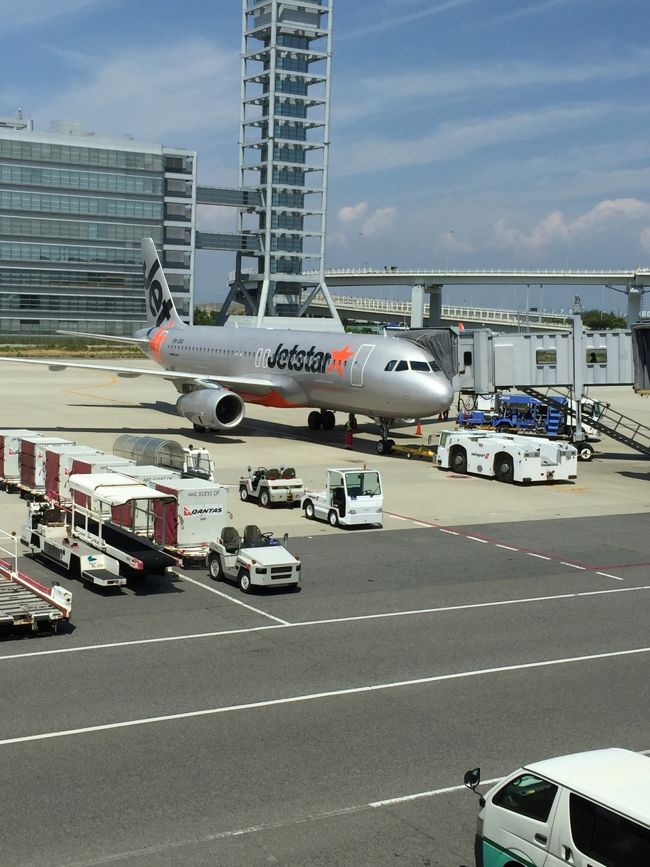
[257,343,332,374]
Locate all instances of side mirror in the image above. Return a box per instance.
[464,767,481,791]
[283,532,289,546]
[247,465,251,473]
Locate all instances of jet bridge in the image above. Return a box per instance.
[456,321,650,457]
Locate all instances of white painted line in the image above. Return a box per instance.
[62,776,508,865]
[439,528,459,535]
[2,584,650,664]
[369,777,503,808]
[527,553,551,560]
[561,562,586,570]
[466,536,488,543]
[54,748,650,864]
[390,515,408,522]
[596,571,623,581]
[411,521,432,528]
[179,573,290,626]
[2,645,649,746]
[496,544,518,551]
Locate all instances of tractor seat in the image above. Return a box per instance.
[243,524,264,547]
[281,467,296,479]
[266,468,281,480]
[221,526,241,554]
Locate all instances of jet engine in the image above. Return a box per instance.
[176,387,245,431]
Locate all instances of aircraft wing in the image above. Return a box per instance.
[0,356,275,394]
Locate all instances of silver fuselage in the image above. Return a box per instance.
[139,324,453,419]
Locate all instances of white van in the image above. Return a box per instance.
[464,748,650,866]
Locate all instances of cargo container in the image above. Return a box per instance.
[19,436,73,495]
[66,454,136,506]
[0,429,42,485]
[45,444,104,504]
[152,478,229,564]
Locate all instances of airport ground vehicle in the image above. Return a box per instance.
[206,524,301,593]
[457,393,602,460]
[301,468,383,528]
[239,466,305,507]
[0,528,72,633]
[464,748,650,867]
[436,429,577,484]
[151,477,229,565]
[389,437,436,461]
[21,473,178,587]
[113,435,215,481]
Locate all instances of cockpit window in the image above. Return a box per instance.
[384,360,396,371]
[410,361,430,371]
[429,360,441,372]
[395,360,408,372]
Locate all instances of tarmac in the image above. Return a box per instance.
[0,360,649,866]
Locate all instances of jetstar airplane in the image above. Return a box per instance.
[0,239,453,454]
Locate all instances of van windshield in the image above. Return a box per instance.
[344,471,381,497]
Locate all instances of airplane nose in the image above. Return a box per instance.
[428,375,454,412]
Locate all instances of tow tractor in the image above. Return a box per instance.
[21,473,179,586]
[206,524,301,593]
[239,466,305,508]
[301,468,383,528]
[436,429,577,484]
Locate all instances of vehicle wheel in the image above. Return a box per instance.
[308,410,322,431]
[377,439,393,455]
[576,442,594,462]
[304,500,315,520]
[289,584,302,593]
[495,454,514,483]
[328,509,339,527]
[450,446,467,473]
[239,486,249,502]
[238,569,252,593]
[260,489,270,508]
[208,553,223,581]
[496,422,512,432]
[323,410,336,430]
[193,423,206,433]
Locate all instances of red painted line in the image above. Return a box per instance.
[382,511,622,576]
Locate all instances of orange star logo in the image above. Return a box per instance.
[327,344,355,377]
[149,327,169,362]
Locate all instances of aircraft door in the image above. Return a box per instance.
[350,344,375,387]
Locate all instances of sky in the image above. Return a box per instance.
[2,0,650,313]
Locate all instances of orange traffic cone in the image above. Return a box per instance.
[415,419,422,437]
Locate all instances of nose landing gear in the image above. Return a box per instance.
[376,418,395,454]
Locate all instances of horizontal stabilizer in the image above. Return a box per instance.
[56,330,149,345]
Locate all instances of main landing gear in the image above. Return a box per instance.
[308,409,336,431]
[376,418,395,455]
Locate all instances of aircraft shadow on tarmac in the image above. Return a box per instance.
[46,400,441,452]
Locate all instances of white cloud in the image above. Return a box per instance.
[491,198,650,253]
[34,38,239,143]
[362,206,397,238]
[3,0,110,30]
[334,51,650,127]
[640,228,650,253]
[334,202,397,241]
[438,229,476,253]
[335,102,614,177]
[338,202,368,223]
[342,0,483,39]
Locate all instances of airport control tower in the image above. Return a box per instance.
[210,0,338,327]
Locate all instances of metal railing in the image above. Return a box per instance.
[307,294,572,328]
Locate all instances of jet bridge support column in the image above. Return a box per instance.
[571,297,585,442]
[425,284,443,327]
[411,284,424,328]
[626,286,643,328]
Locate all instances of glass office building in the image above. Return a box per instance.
[0,117,196,336]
